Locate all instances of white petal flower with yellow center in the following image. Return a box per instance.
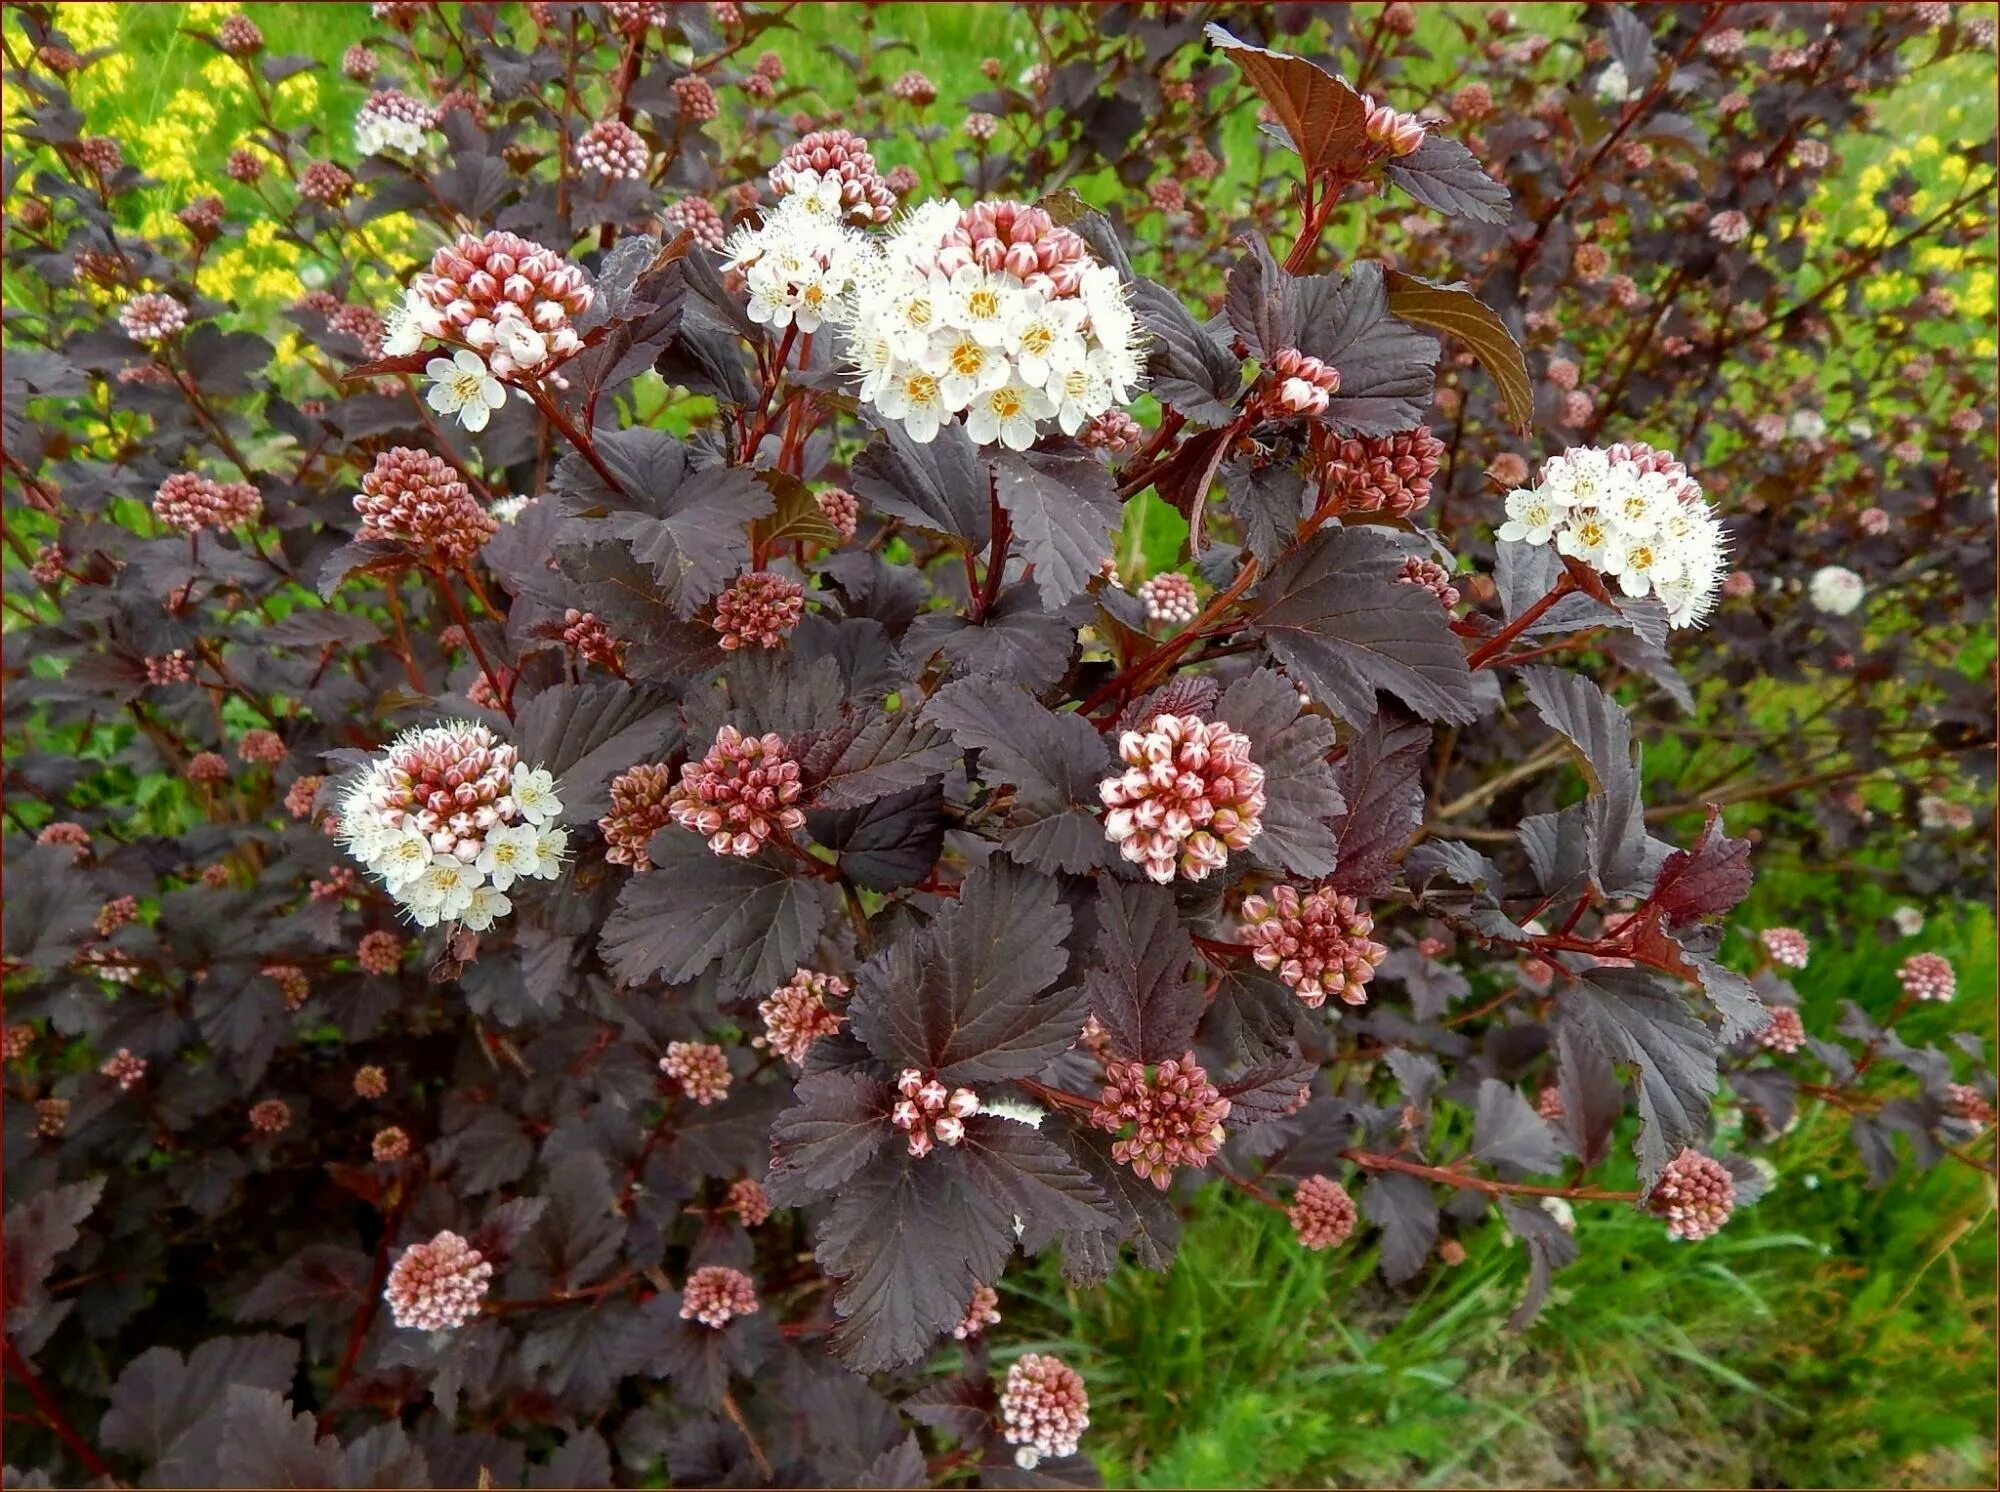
[425,349,506,432]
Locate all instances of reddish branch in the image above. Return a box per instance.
[3,1336,113,1480]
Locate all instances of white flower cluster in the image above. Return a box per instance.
[841,200,1143,449]
[1808,564,1866,616]
[720,172,876,335]
[1496,443,1728,628]
[354,89,435,157]
[721,172,1145,450]
[336,721,566,930]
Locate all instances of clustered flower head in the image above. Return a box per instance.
[679,1265,759,1328]
[1757,1005,1805,1054]
[2,1025,34,1062]
[953,1282,1002,1339]
[671,72,718,120]
[100,1049,146,1090]
[599,762,678,870]
[1318,429,1445,516]
[120,292,188,343]
[354,447,497,563]
[357,929,403,975]
[840,196,1144,448]
[386,230,595,426]
[354,1065,389,1099]
[1100,714,1266,884]
[1000,1353,1089,1468]
[355,88,436,156]
[1263,346,1340,415]
[1080,408,1144,455]
[667,726,806,857]
[249,1098,291,1134]
[1287,1174,1358,1249]
[891,69,937,105]
[385,1230,492,1330]
[178,195,225,238]
[816,486,860,540]
[892,1067,979,1157]
[36,1098,69,1137]
[1899,952,1955,1002]
[576,118,650,180]
[770,129,897,224]
[1759,927,1811,969]
[95,896,137,936]
[146,651,194,685]
[662,195,726,249]
[1809,564,1866,616]
[1239,885,1388,1007]
[1362,94,1427,155]
[263,963,310,1010]
[286,776,324,820]
[722,170,878,335]
[1091,1052,1231,1188]
[1138,572,1199,625]
[238,729,285,765]
[755,967,849,1065]
[727,1178,772,1225]
[336,721,565,930]
[1945,1083,1993,1132]
[1650,1148,1735,1241]
[661,1041,732,1105]
[1496,442,1728,628]
[712,570,805,649]
[1397,555,1461,609]
[187,752,229,784]
[152,472,263,533]
[561,609,622,671]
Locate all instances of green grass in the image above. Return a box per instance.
[1004,875,1996,1488]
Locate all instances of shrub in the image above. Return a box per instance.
[2,4,1992,1487]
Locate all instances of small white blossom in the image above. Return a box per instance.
[425,349,506,433]
[1808,564,1865,616]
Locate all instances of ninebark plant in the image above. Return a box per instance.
[2,5,1991,1487]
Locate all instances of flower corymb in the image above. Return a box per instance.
[1496,442,1727,628]
[1100,713,1266,883]
[336,721,565,929]
[840,196,1144,448]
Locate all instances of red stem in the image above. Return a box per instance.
[3,1336,113,1481]
[1466,575,1574,670]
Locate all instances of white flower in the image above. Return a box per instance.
[475,822,540,891]
[946,265,1016,347]
[876,365,950,443]
[491,317,548,377]
[1808,564,1865,616]
[425,349,506,433]
[1005,292,1086,388]
[926,327,1010,410]
[511,767,562,825]
[1892,905,1926,936]
[1499,445,1726,629]
[1595,60,1634,103]
[407,856,479,924]
[381,288,434,357]
[490,495,529,523]
[964,378,1055,450]
[1788,409,1827,441]
[531,824,570,874]
[459,885,512,932]
[377,828,435,888]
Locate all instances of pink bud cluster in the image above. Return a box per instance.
[1238,885,1388,1008]
[679,1265,759,1328]
[354,1065,389,1099]
[2,1025,33,1062]
[668,726,806,857]
[816,487,861,541]
[1757,1006,1805,1054]
[153,472,263,533]
[1091,1053,1231,1188]
[406,230,593,376]
[1898,952,1955,1002]
[1100,714,1266,884]
[187,752,229,783]
[1137,572,1199,625]
[1079,409,1145,455]
[37,821,91,859]
[1266,347,1340,415]
[727,1178,772,1225]
[1318,429,1445,515]
[1287,1174,1358,1249]
[95,896,137,936]
[935,199,1097,300]
[1946,1083,1994,1132]
[249,1098,292,1134]
[357,929,404,975]
[300,161,354,206]
[770,128,897,224]
[890,69,937,105]
[712,570,805,650]
[373,1126,411,1162]
[755,967,849,1066]
[672,73,719,121]
[1000,1353,1089,1467]
[1759,927,1810,969]
[146,651,195,686]
[385,1230,492,1330]
[1363,95,1427,155]
[576,119,650,180]
[561,609,622,671]
[100,1049,146,1090]
[286,776,324,820]
[179,195,225,237]
[953,1282,1002,1339]
[892,1068,979,1157]
[237,729,284,766]
[354,447,497,562]
[661,1041,732,1106]
[263,963,310,1011]
[36,1098,68,1137]
[1650,1148,1735,1241]
[1396,555,1461,609]
[663,196,726,249]
[600,761,678,869]
[120,292,186,343]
